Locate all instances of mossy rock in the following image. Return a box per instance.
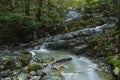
[10,59,23,69]
[113,67,120,75]
[28,63,43,71]
[72,45,88,54]
[1,57,22,70]
[21,54,31,66]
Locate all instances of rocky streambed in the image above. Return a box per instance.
[0,47,115,80]
[0,23,116,80]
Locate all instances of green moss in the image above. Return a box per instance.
[106,56,120,68]
[21,54,31,66]
[28,63,43,71]
[88,30,120,56]
[1,56,22,70]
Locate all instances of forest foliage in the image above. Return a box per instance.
[0,0,119,45]
[0,0,120,77]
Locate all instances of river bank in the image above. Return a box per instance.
[0,44,115,80]
[0,21,117,80]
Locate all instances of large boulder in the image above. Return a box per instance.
[28,63,43,71]
[0,51,32,71]
[72,45,88,54]
[0,56,23,70]
[20,51,32,66]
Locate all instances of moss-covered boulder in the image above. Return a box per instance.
[72,45,88,54]
[28,63,43,71]
[21,54,31,66]
[0,56,23,70]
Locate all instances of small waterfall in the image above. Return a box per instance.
[64,7,80,22]
[29,43,50,56]
[38,43,50,52]
[28,49,112,80]
[29,51,35,57]
[33,43,49,51]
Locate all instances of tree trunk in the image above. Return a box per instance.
[105,0,108,9]
[36,0,43,21]
[48,0,51,10]
[25,0,30,16]
[117,0,120,54]
[11,0,15,11]
[118,0,120,30]
[48,0,51,5]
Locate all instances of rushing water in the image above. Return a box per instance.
[64,7,80,22]
[63,56,101,80]
[28,7,114,80]
[30,47,113,80]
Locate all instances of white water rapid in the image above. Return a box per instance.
[29,45,111,80]
[61,56,101,80]
[27,7,114,80]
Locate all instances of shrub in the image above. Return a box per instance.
[0,13,41,45]
[88,30,120,57]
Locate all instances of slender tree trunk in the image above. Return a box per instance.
[36,0,43,21]
[118,0,120,54]
[21,0,25,13]
[25,0,30,16]
[48,0,51,10]
[48,0,50,5]
[118,0,120,30]
[105,0,108,9]
[11,0,15,11]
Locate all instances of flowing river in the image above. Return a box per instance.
[28,7,114,80]
[30,48,113,80]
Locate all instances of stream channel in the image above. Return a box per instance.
[29,7,114,80]
[30,47,113,80]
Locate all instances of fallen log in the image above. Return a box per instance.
[40,56,72,79]
[52,57,72,64]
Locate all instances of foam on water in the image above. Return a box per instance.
[61,56,101,80]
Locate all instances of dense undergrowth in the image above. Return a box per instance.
[0,0,118,45]
[0,0,120,79]
[88,29,120,76]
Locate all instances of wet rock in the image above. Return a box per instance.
[0,50,32,71]
[0,65,5,70]
[0,69,11,77]
[0,56,23,70]
[17,73,28,80]
[26,23,114,51]
[37,70,43,75]
[12,70,20,75]
[1,77,12,80]
[72,45,88,54]
[30,76,40,80]
[30,71,37,76]
[21,54,31,66]
[12,60,22,69]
